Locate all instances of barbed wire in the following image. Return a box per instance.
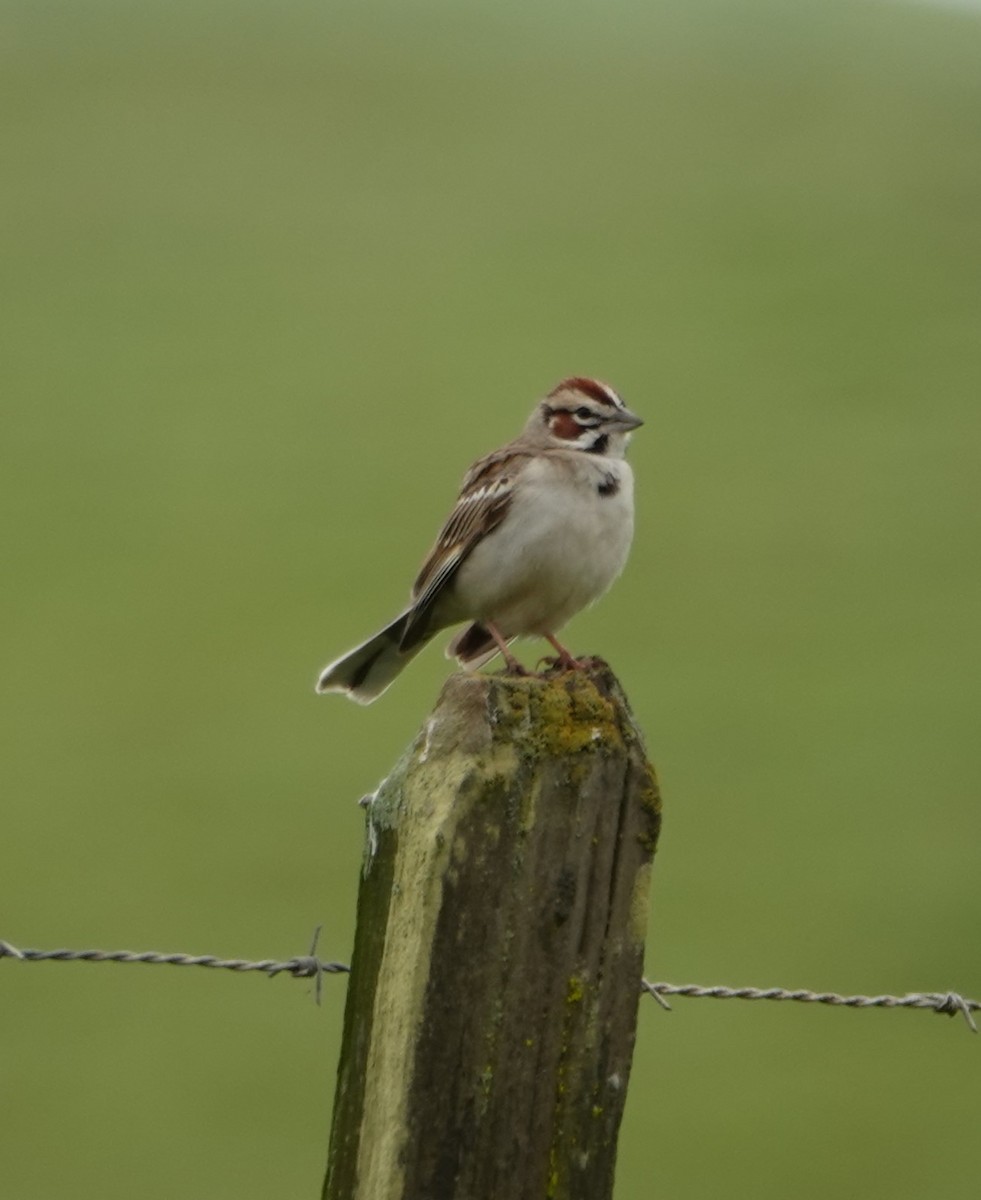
[641,979,978,1031]
[1,935,976,1032]
[0,929,345,1006]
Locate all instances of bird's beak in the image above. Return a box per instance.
[614,408,644,432]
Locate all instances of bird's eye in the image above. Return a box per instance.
[575,406,593,420]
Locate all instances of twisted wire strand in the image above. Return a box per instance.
[5,944,348,977]
[1,938,975,1032]
[0,934,348,1005]
[641,979,979,1032]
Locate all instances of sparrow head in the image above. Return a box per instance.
[528,377,643,457]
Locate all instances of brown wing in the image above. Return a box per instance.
[399,449,526,651]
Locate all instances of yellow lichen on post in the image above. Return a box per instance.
[324,661,661,1200]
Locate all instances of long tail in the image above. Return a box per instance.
[316,611,430,704]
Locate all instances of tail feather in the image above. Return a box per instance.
[445,621,512,670]
[316,611,430,704]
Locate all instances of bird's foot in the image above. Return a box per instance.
[502,655,531,676]
[485,621,529,675]
[540,634,587,672]
[538,654,587,673]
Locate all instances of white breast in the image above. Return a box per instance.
[452,453,635,637]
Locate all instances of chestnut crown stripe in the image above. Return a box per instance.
[548,376,624,410]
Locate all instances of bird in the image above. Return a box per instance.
[316,377,643,703]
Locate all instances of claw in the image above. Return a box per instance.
[485,620,529,675]
[503,657,531,677]
[543,634,586,671]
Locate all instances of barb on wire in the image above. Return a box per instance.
[640,980,979,1033]
[0,932,350,999]
[1,936,976,1033]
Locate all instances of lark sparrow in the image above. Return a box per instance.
[316,377,642,703]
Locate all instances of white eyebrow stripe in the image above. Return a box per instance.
[569,379,624,410]
[547,376,625,411]
[594,381,624,409]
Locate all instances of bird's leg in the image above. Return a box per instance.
[542,633,586,672]
[486,621,528,675]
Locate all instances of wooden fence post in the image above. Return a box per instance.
[323,661,662,1200]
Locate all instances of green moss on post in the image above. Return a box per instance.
[323,661,662,1200]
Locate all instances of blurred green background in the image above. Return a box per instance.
[2,0,979,1195]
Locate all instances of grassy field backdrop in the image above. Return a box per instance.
[2,1,979,1196]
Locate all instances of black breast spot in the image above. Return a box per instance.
[597,473,620,497]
